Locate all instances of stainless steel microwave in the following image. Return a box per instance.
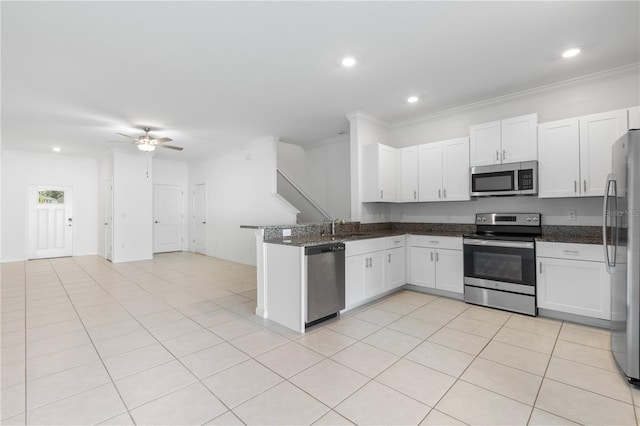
[470,161,538,197]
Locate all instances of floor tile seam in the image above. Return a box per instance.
[44,260,136,423]
[528,324,563,425]
[225,334,292,359]
[561,322,611,336]
[475,352,547,378]
[492,336,556,356]
[25,338,95,362]
[535,377,636,413]
[541,367,635,405]
[25,372,114,412]
[442,322,501,340]
[556,336,610,351]
[549,352,621,375]
[457,375,540,407]
[501,323,561,339]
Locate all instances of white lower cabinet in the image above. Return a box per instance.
[536,242,611,320]
[407,236,463,294]
[345,236,406,309]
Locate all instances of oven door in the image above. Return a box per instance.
[463,238,536,294]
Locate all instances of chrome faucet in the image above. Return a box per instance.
[331,218,345,236]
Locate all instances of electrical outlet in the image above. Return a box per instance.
[447,212,453,220]
[568,210,577,221]
[282,229,292,237]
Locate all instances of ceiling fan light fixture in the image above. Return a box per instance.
[562,47,581,58]
[138,144,156,152]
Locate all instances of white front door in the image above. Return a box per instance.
[153,185,184,253]
[193,183,206,254]
[28,186,73,259]
[105,179,114,261]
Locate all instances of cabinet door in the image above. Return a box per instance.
[501,113,538,163]
[629,106,640,130]
[408,247,436,288]
[470,121,501,167]
[365,251,386,298]
[399,147,418,202]
[538,118,581,198]
[435,249,463,294]
[345,255,366,308]
[417,142,443,201]
[385,247,405,289]
[379,145,397,201]
[537,257,611,319]
[579,109,628,196]
[442,137,470,201]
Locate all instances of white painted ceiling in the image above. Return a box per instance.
[2,1,639,161]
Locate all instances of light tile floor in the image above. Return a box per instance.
[1,252,639,425]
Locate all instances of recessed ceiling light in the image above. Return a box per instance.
[407,96,419,103]
[562,47,581,58]
[342,57,356,68]
[52,147,61,152]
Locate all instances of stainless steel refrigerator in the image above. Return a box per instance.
[605,129,640,384]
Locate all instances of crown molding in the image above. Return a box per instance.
[391,62,640,128]
[345,111,390,128]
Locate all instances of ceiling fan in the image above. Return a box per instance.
[110,127,183,152]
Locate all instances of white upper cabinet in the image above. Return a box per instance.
[469,120,501,166]
[417,137,469,202]
[442,137,470,201]
[417,142,443,202]
[579,109,627,196]
[470,113,538,166]
[398,146,418,202]
[501,113,538,163]
[362,143,396,202]
[538,118,581,198]
[629,106,640,130]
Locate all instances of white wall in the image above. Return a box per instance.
[351,67,640,226]
[112,150,153,263]
[277,137,350,222]
[153,158,189,251]
[1,151,98,261]
[189,138,297,266]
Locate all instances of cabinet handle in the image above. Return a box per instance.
[562,250,580,254]
[496,150,499,161]
[443,189,447,198]
[430,251,434,261]
[414,190,417,199]
[502,149,506,161]
[388,253,391,263]
[438,189,441,198]
[584,180,587,193]
[380,190,383,199]
[574,180,577,193]
[436,252,439,261]
[539,261,542,273]
[429,240,439,244]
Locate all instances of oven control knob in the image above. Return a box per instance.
[532,216,538,222]
[526,216,531,221]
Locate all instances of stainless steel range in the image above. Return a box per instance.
[463,213,541,316]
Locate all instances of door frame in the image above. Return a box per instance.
[192,182,207,255]
[105,178,113,261]
[27,184,74,259]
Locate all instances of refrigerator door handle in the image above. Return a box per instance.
[603,174,617,273]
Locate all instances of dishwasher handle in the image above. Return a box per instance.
[305,243,346,255]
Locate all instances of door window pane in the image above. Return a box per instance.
[38,190,65,204]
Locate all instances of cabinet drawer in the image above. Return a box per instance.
[408,235,462,250]
[536,242,604,262]
[386,235,406,249]
[345,237,387,257]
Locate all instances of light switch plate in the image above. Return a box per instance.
[282,229,292,237]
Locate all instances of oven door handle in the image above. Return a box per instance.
[463,239,534,249]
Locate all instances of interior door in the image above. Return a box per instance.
[193,183,207,254]
[153,185,183,253]
[28,185,73,259]
[105,178,113,261]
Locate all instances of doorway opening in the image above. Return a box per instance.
[193,183,206,255]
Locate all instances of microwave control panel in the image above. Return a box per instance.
[518,169,534,190]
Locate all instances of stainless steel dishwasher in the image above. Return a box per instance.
[305,242,345,327]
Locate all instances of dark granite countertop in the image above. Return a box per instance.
[536,226,603,245]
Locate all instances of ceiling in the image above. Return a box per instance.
[2,1,639,161]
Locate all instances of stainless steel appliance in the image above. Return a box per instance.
[464,213,541,316]
[605,129,640,384]
[305,242,345,327]
[470,161,538,197]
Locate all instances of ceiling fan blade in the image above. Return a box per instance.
[153,137,173,143]
[107,140,133,144]
[159,144,184,151]
[116,132,139,140]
